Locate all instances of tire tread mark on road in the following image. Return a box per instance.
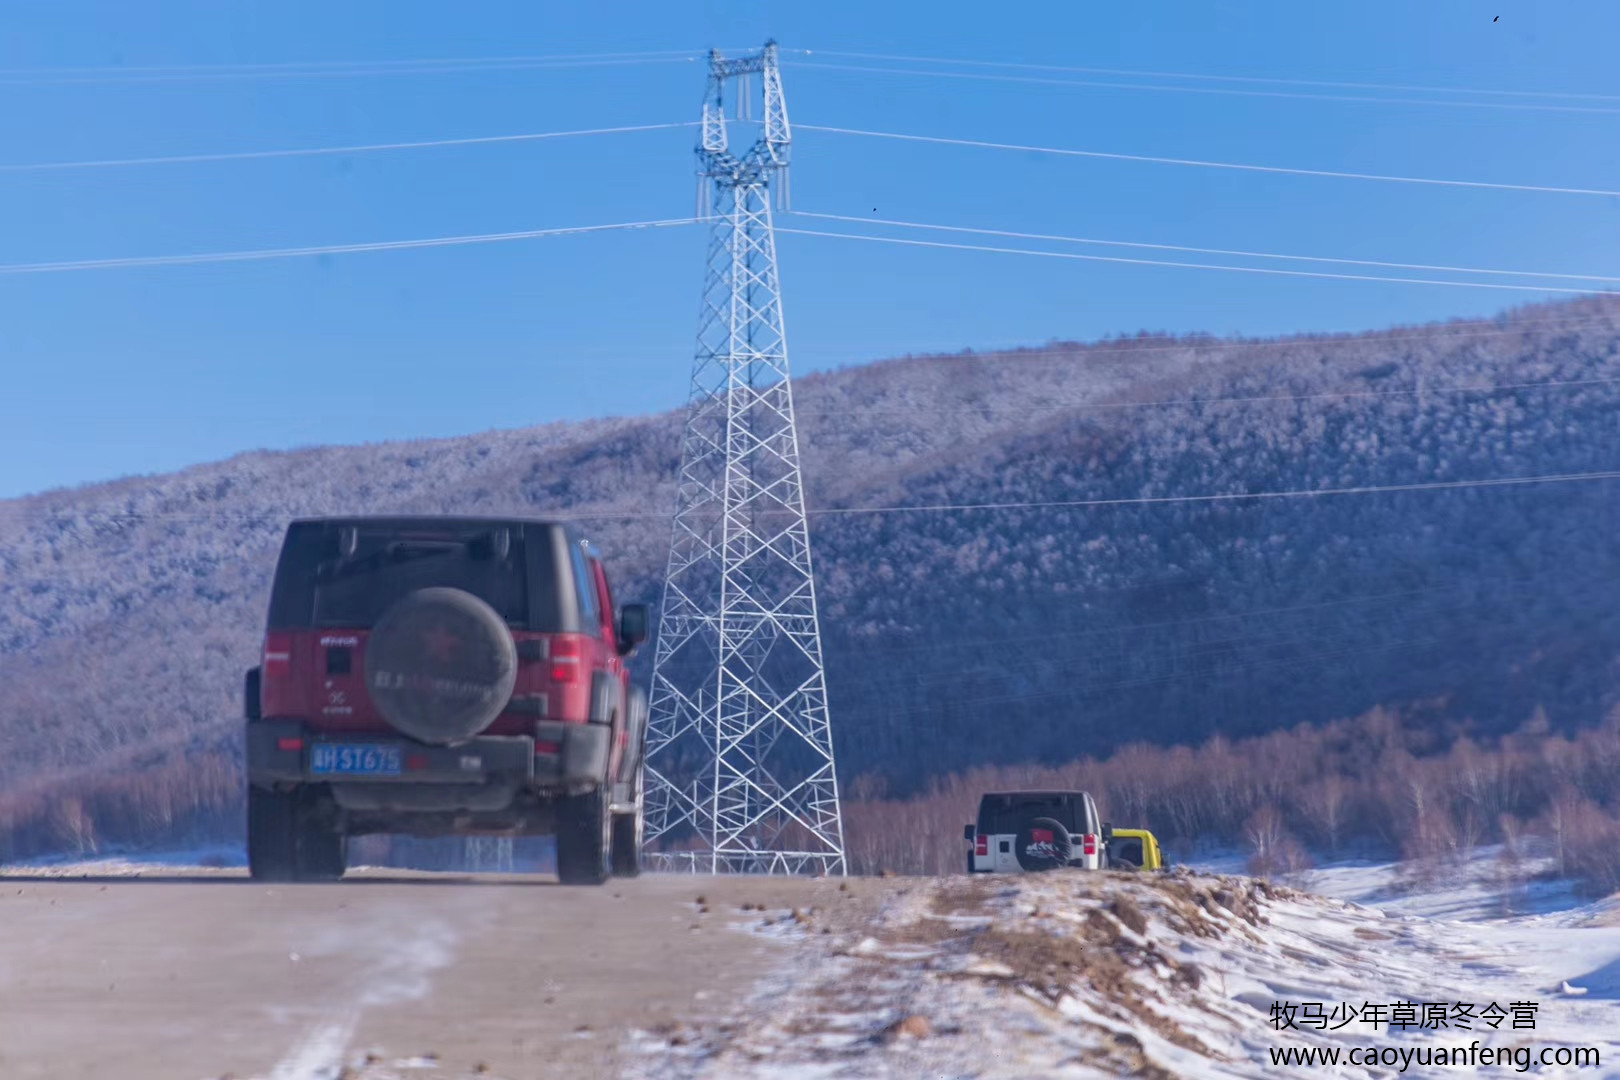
[264,913,459,1080]
[268,1013,357,1080]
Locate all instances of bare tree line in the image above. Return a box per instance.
[3,704,1618,898]
[842,705,1620,895]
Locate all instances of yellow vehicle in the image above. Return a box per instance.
[1104,826,1165,870]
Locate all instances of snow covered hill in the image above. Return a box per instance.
[630,866,1620,1079]
[7,296,1620,814]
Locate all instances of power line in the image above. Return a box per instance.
[804,469,1620,516]
[0,53,704,86]
[0,217,699,275]
[786,60,1620,118]
[0,49,701,77]
[794,370,1620,420]
[24,467,1618,522]
[777,225,1611,296]
[803,313,1620,366]
[0,122,696,173]
[796,125,1620,198]
[792,49,1620,105]
[6,322,1612,419]
[791,211,1620,285]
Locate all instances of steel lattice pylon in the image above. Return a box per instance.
[643,41,846,876]
[464,836,513,873]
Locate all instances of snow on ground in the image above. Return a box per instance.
[0,844,244,876]
[629,865,1620,1079]
[1278,846,1580,923]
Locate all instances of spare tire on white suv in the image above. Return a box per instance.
[965,790,1107,873]
[1014,816,1073,872]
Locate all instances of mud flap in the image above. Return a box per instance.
[533,721,611,787]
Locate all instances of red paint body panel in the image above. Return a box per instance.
[263,627,599,735]
[250,519,650,820]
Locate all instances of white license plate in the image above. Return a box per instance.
[310,743,402,777]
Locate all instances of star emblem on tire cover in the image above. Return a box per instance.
[420,625,460,663]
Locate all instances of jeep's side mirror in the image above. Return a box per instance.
[963,823,975,842]
[617,604,650,654]
[1102,822,1114,842]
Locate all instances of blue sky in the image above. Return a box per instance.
[0,1,1616,497]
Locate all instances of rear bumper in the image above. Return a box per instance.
[967,836,1106,873]
[531,720,611,789]
[246,719,610,795]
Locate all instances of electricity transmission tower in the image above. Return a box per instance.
[643,41,846,875]
[464,836,513,873]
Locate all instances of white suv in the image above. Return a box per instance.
[964,790,1108,873]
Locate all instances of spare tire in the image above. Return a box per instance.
[1015,816,1073,872]
[363,587,518,745]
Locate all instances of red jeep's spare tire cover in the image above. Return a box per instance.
[1015,816,1074,872]
[363,587,518,745]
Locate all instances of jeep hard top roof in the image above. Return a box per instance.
[979,790,1095,801]
[286,514,581,534]
[267,516,597,633]
[975,790,1101,836]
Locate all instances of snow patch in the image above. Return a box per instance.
[248,914,460,1080]
[631,866,1620,1078]
[3,844,244,877]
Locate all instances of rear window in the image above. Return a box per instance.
[977,793,1095,835]
[1111,837,1144,866]
[267,521,567,631]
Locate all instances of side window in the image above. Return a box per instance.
[582,543,615,630]
[591,557,614,615]
[590,559,615,636]
[569,542,600,635]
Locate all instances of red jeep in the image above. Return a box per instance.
[244,516,649,885]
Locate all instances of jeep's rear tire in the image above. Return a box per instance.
[610,813,642,878]
[248,788,346,883]
[298,819,347,882]
[556,788,612,886]
[248,787,298,882]
[364,587,518,745]
[1015,816,1073,872]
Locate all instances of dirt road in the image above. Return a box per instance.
[0,868,890,1080]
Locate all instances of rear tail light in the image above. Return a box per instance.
[260,633,295,716]
[534,741,561,756]
[263,632,293,668]
[548,635,582,683]
[975,835,988,857]
[1083,834,1098,857]
[276,737,303,753]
